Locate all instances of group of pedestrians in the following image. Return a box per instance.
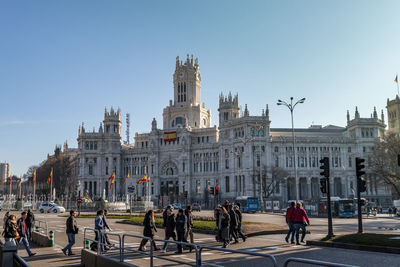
[2,210,36,257]
[214,200,246,248]
[285,201,310,245]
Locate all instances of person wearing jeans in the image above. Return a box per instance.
[293,202,310,245]
[62,210,78,256]
[17,211,36,257]
[285,202,296,244]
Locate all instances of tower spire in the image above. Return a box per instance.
[355,107,360,119]
[347,110,350,123]
[373,106,378,119]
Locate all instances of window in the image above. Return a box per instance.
[94,142,98,150]
[182,162,185,172]
[256,155,260,167]
[196,180,201,194]
[349,157,352,167]
[89,165,93,175]
[348,147,351,153]
[225,159,229,169]
[363,147,366,153]
[106,166,109,175]
[225,176,230,193]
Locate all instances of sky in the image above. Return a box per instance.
[1,0,400,176]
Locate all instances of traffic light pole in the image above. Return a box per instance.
[326,176,334,238]
[357,177,363,234]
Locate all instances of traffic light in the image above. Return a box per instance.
[320,157,330,178]
[359,177,367,192]
[215,186,219,195]
[184,191,188,198]
[209,187,215,195]
[320,178,327,194]
[355,157,365,177]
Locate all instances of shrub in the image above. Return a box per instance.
[95,198,106,210]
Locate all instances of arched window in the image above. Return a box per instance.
[203,119,206,126]
[166,167,174,175]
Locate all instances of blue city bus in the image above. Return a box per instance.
[235,196,260,213]
[319,197,356,217]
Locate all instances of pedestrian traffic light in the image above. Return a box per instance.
[215,186,219,195]
[320,178,327,194]
[184,191,188,198]
[209,187,215,195]
[355,157,365,177]
[320,157,330,178]
[358,177,367,193]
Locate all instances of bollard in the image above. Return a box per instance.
[36,225,40,233]
[85,239,90,249]
[49,230,54,247]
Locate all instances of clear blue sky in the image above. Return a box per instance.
[1,0,400,176]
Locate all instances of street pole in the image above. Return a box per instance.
[50,168,53,202]
[357,177,363,234]
[326,175,334,237]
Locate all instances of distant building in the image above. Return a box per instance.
[74,55,396,209]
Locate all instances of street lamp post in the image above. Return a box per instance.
[277,97,306,202]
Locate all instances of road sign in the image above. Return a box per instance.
[77,198,82,204]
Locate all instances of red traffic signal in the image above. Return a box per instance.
[215,186,219,194]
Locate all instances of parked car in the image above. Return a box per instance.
[192,203,201,212]
[39,203,65,213]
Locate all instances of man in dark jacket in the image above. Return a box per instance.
[163,205,172,228]
[26,209,35,241]
[234,204,246,242]
[228,205,239,243]
[175,209,187,254]
[161,208,176,252]
[62,210,78,256]
[17,211,36,256]
[185,206,194,252]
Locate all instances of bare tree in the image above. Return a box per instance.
[370,133,400,197]
[262,166,289,199]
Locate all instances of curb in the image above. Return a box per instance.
[307,240,400,254]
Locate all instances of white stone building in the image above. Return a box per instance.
[75,55,395,209]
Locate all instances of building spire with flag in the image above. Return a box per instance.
[395,73,399,96]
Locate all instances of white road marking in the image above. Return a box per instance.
[245,248,261,252]
[201,252,213,255]
[203,263,224,267]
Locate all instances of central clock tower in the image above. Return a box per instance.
[162,55,211,129]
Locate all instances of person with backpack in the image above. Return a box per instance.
[175,209,187,254]
[62,210,78,256]
[17,211,36,256]
[26,209,35,241]
[185,205,194,252]
[3,214,19,246]
[139,210,160,251]
[234,204,246,242]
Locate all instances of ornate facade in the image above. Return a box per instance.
[76,55,396,208]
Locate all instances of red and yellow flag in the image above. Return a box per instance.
[18,179,21,188]
[147,175,150,182]
[395,75,398,84]
[33,169,36,184]
[137,175,147,185]
[109,177,115,190]
[47,169,53,185]
[108,172,115,182]
[123,172,130,185]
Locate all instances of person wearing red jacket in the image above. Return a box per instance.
[293,202,310,245]
[285,202,296,244]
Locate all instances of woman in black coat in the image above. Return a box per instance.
[139,210,160,251]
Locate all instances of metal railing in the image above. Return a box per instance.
[83,227,100,255]
[13,253,31,267]
[103,232,122,262]
[122,233,154,267]
[35,220,48,237]
[198,246,277,267]
[283,258,359,267]
[152,237,200,266]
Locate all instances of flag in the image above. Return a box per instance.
[109,177,115,190]
[33,169,36,184]
[18,179,21,188]
[108,172,115,182]
[147,175,151,182]
[123,172,130,185]
[395,74,398,83]
[47,169,53,185]
[137,175,146,184]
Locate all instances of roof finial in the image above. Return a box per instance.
[381,109,385,123]
[347,110,350,123]
[373,106,378,119]
[355,106,360,119]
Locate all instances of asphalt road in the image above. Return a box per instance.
[4,210,400,267]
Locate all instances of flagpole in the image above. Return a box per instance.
[397,73,399,96]
[33,174,36,210]
[50,168,53,202]
[9,176,11,202]
[19,178,21,199]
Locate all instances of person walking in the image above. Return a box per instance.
[92,210,104,251]
[163,205,172,229]
[139,210,160,251]
[234,204,246,242]
[175,209,187,254]
[26,209,35,241]
[103,210,112,249]
[3,214,19,247]
[17,211,36,256]
[161,208,176,252]
[219,207,230,248]
[62,210,78,256]
[214,206,222,242]
[185,205,194,252]
[285,201,296,244]
[228,205,239,244]
[293,202,310,245]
